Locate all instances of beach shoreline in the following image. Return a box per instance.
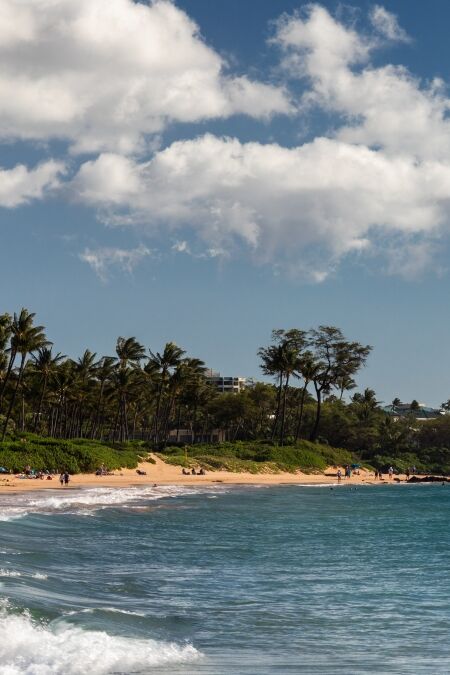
[0,454,411,493]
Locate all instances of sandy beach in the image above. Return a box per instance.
[0,454,407,492]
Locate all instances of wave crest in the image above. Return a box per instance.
[0,602,201,674]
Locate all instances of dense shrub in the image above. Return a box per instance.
[0,435,144,473]
[159,440,353,473]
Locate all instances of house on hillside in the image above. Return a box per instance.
[383,401,444,421]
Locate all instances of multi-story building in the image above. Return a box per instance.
[206,369,249,394]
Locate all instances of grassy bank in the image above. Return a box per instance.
[2,435,449,476]
[0,434,146,474]
[157,440,355,474]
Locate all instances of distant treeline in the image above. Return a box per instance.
[1,309,450,473]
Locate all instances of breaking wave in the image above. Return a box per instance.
[0,484,226,522]
[0,601,201,674]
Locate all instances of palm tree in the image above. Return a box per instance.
[294,351,319,442]
[32,348,65,432]
[111,366,145,441]
[116,337,146,370]
[162,357,206,444]
[2,314,50,439]
[259,344,285,441]
[336,374,357,400]
[351,388,380,422]
[91,356,117,439]
[0,313,11,407]
[0,309,28,408]
[49,360,77,437]
[148,342,186,443]
[277,344,300,446]
[259,330,308,445]
[69,350,100,437]
[114,337,146,441]
[181,376,216,443]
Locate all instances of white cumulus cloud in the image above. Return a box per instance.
[72,133,450,280]
[4,3,450,282]
[0,0,291,154]
[370,5,411,43]
[80,244,152,281]
[273,4,450,160]
[0,160,64,207]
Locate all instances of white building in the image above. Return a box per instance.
[206,369,249,394]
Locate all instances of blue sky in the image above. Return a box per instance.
[1,0,450,406]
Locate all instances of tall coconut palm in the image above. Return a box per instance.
[116,337,146,370]
[294,351,319,442]
[114,338,146,442]
[49,360,77,437]
[148,342,186,443]
[111,366,144,442]
[350,388,381,426]
[32,348,66,432]
[0,310,28,407]
[0,313,11,405]
[336,374,357,401]
[69,350,100,437]
[259,331,305,445]
[161,357,206,445]
[2,316,50,439]
[91,356,117,439]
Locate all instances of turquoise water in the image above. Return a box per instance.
[1,483,450,674]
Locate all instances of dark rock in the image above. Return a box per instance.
[407,475,450,483]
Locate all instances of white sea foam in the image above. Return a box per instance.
[0,569,21,577]
[0,569,48,580]
[64,607,146,618]
[0,510,26,523]
[101,607,147,617]
[0,602,201,674]
[0,484,227,522]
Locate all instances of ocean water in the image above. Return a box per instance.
[0,482,450,674]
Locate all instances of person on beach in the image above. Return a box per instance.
[63,471,70,486]
[337,469,342,482]
[374,469,378,479]
[59,472,64,487]
[388,466,394,480]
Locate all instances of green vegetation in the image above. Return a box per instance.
[158,440,354,474]
[0,434,145,474]
[0,307,449,475]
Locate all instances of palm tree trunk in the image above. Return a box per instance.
[0,348,17,410]
[2,353,26,440]
[278,374,290,446]
[34,377,48,433]
[294,384,308,442]
[153,383,164,443]
[271,372,283,441]
[175,405,182,443]
[91,383,105,438]
[309,385,322,442]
